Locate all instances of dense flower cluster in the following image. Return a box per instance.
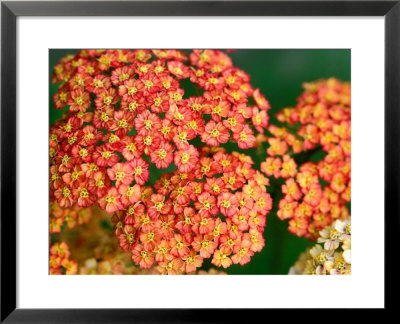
[50,202,92,233]
[50,50,271,177]
[49,242,77,275]
[261,78,351,240]
[49,49,272,213]
[289,218,351,275]
[49,49,273,274]
[110,148,271,274]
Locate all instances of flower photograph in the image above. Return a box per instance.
[49,49,351,275]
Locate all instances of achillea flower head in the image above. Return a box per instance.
[289,218,351,275]
[50,49,272,212]
[49,49,274,274]
[261,78,351,240]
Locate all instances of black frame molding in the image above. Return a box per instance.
[1,0,398,322]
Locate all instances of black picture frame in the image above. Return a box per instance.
[1,0,397,321]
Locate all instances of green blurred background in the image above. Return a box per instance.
[50,49,350,274]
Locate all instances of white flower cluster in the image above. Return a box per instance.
[289,218,351,275]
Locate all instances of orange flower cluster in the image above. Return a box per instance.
[264,78,351,240]
[111,148,271,273]
[50,202,92,233]
[49,49,271,214]
[49,49,274,273]
[49,242,77,275]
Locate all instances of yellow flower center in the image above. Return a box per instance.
[173,67,183,74]
[116,171,125,181]
[160,126,171,135]
[208,77,218,85]
[173,93,182,101]
[162,80,171,89]
[212,105,222,115]
[187,120,198,130]
[68,136,77,145]
[79,148,88,157]
[314,253,327,265]
[96,179,104,188]
[211,129,220,137]
[141,215,150,224]
[127,143,136,152]
[118,119,128,128]
[138,66,148,73]
[79,188,89,198]
[174,112,184,121]
[119,73,129,82]
[158,149,167,160]
[93,79,103,88]
[100,112,109,122]
[103,96,113,105]
[239,248,247,257]
[144,80,153,89]
[128,101,138,112]
[226,76,235,84]
[62,187,70,198]
[186,256,194,264]
[71,171,80,181]
[59,92,67,102]
[181,153,190,164]
[75,76,84,86]
[154,66,164,74]
[202,201,211,210]
[62,155,70,165]
[257,198,265,207]
[221,200,231,208]
[201,240,209,249]
[89,163,98,171]
[335,256,346,270]
[84,133,94,141]
[144,120,153,130]
[146,232,155,241]
[101,151,112,159]
[109,134,120,143]
[155,201,164,212]
[63,123,72,132]
[75,96,84,106]
[105,195,115,204]
[330,229,341,240]
[153,97,161,107]
[134,166,142,176]
[191,103,202,111]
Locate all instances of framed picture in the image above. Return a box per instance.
[1,0,396,321]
